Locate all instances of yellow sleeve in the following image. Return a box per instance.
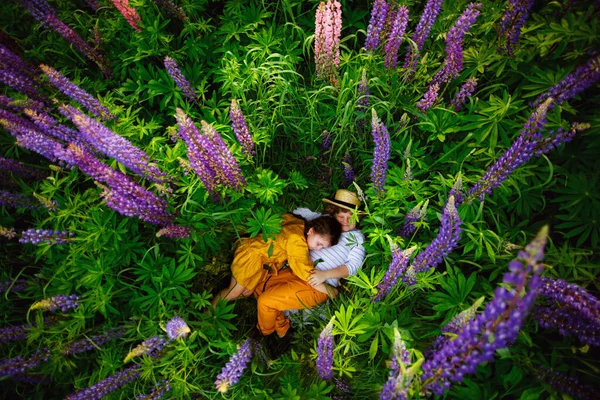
[285,231,314,281]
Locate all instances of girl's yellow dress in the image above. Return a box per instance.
[231,214,314,290]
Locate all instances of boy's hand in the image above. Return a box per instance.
[307,269,328,287]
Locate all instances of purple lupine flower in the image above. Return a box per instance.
[533,276,600,347]
[316,317,335,380]
[450,77,478,111]
[4,126,66,163]
[62,327,126,355]
[0,43,38,78]
[0,324,29,344]
[0,157,47,180]
[201,120,246,189]
[370,109,390,194]
[534,55,600,109]
[136,379,171,400]
[0,190,44,210]
[365,0,388,51]
[421,227,548,396]
[30,294,81,312]
[164,56,197,101]
[63,143,173,224]
[156,225,192,239]
[314,0,342,86]
[403,0,444,72]
[535,368,595,400]
[40,65,115,121]
[166,316,191,340]
[374,246,416,302]
[230,99,255,158]
[0,347,51,378]
[124,336,170,363]
[499,0,534,56]
[466,99,553,201]
[152,0,188,22]
[357,69,370,109]
[416,83,439,112]
[65,364,141,400]
[433,3,482,85]
[23,108,89,149]
[0,226,18,239]
[215,338,254,393]
[449,176,464,207]
[60,105,169,185]
[380,329,413,400]
[408,195,462,284]
[17,0,110,76]
[111,0,142,32]
[0,68,42,101]
[342,152,354,188]
[86,0,101,11]
[403,158,413,181]
[19,229,74,245]
[335,378,350,393]
[0,95,47,114]
[0,279,26,294]
[397,200,428,239]
[384,6,409,69]
[533,123,586,156]
[11,373,48,384]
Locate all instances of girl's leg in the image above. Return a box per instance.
[211,277,251,309]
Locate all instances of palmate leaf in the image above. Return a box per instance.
[427,266,477,318]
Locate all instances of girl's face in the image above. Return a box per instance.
[335,210,356,232]
[306,228,331,251]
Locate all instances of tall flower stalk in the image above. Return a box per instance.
[420,226,548,396]
[164,56,198,101]
[17,0,110,75]
[40,65,115,121]
[370,109,390,194]
[397,200,428,239]
[111,0,142,32]
[65,365,141,400]
[403,0,444,73]
[214,338,254,393]
[416,83,439,112]
[498,0,535,56]
[384,6,409,69]
[316,317,335,380]
[432,3,482,85]
[365,0,388,51]
[229,99,254,158]
[450,77,478,111]
[380,328,417,400]
[19,228,74,245]
[314,0,342,86]
[374,246,416,302]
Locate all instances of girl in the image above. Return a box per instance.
[211,213,341,309]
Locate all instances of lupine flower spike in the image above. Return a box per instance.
[534,277,600,347]
[152,0,188,22]
[536,368,595,400]
[164,56,198,101]
[19,229,74,245]
[111,0,142,32]
[166,316,191,340]
[407,195,462,285]
[416,83,439,112]
[450,77,478,112]
[156,225,192,239]
[136,379,171,400]
[65,365,140,400]
[0,226,17,239]
[374,246,416,302]
[63,327,126,355]
[30,294,81,312]
[370,109,390,194]
[403,0,444,73]
[230,99,255,158]
[499,0,535,56]
[397,200,428,239]
[420,226,548,396]
[316,316,335,380]
[214,338,254,393]
[342,152,354,188]
[365,0,389,51]
[384,6,409,69]
[380,328,417,400]
[124,336,169,363]
[40,65,115,121]
[0,348,51,378]
[314,0,342,87]
[357,69,370,109]
[433,3,482,85]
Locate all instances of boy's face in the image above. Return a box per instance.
[335,210,356,232]
[306,228,331,251]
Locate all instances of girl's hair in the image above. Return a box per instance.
[304,215,342,245]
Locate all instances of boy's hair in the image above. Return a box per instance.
[324,204,363,225]
[305,215,342,245]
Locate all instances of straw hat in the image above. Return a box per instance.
[322,189,363,212]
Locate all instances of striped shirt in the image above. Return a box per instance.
[293,208,366,287]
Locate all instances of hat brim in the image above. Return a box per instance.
[322,198,366,214]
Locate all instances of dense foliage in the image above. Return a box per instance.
[0,0,599,399]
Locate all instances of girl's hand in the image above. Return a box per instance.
[307,270,327,287]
